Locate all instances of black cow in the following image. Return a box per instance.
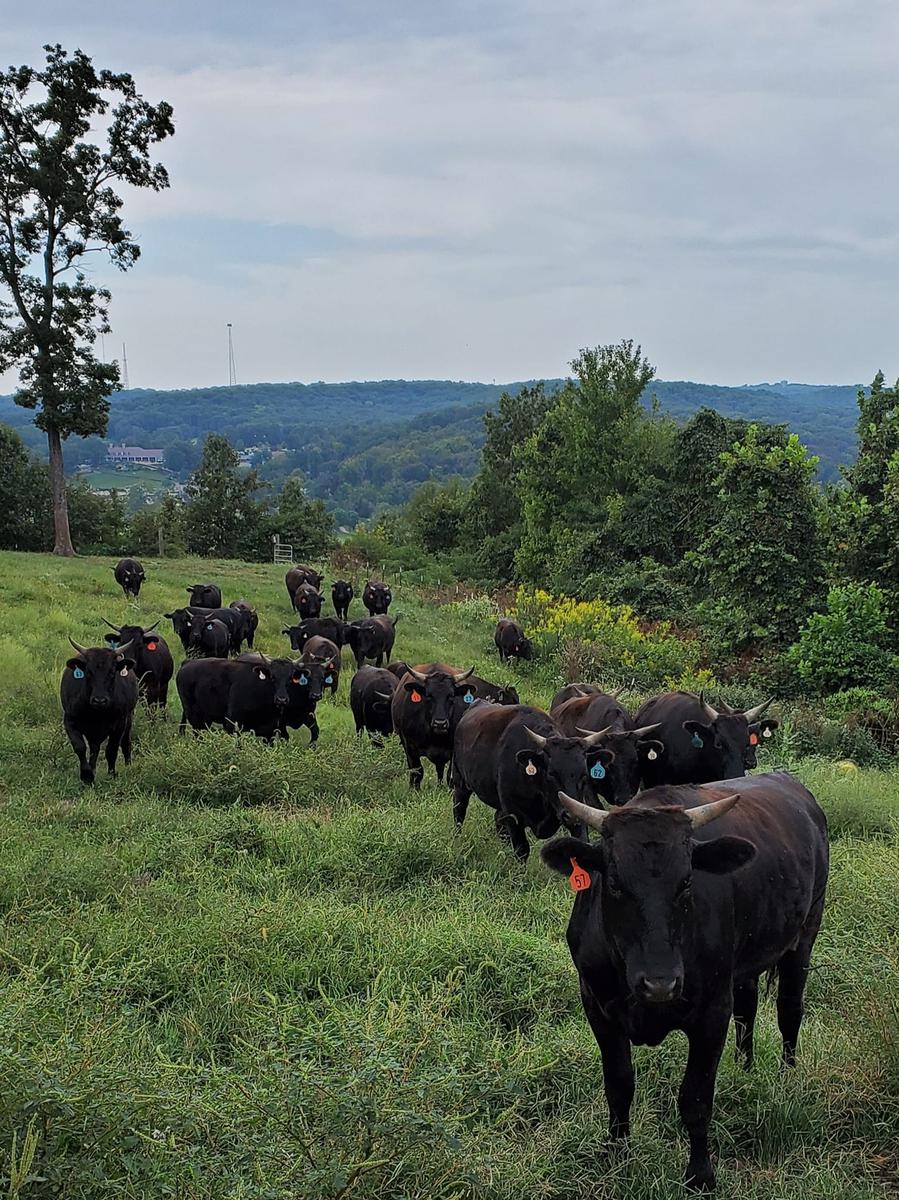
[346,615,398,668]
[542,773,828,1191]
[301,635,341,696]
[550,683,604,712]
[362,580,391,615]
[385,660,410,680]
[165,606,243,654]
[113,557,145,599]
[101,619,173,710]
[391,664,475,789]
[230,599,259,649]
[451,704,611,860]
[292,582,324,619]
[332,579,354,621]
[553,690,663,807]
[635,691,779,787]
[285,565,323,607]
[61,637,139,784]
[176,655,289,740]
[494,617,533,662]
[282,617,348,653]
[350,666,397,738]
[188,614,230,659]
[186,583,222,608]
[239,652,327,742]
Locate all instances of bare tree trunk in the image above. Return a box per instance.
[47,426,75,556]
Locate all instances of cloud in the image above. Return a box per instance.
[2,0,899,391]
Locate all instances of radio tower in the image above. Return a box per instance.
[121,343,130,390]
[227,323,237,386]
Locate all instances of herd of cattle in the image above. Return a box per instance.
[61,557,830,1192]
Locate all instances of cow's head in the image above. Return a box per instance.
[187,611,221,648]
[543,793,756,1004]
[683,693,778,776]
[164,607,193,648]
[291,658,328,704]
[365,581,391,611]
[403,666,474,735]
[516,727,614,834]
[578,723,665,807]
[66,637,135,709]
[295,584,323,617]
[102,619,162,658]
[332,580,353,600]
[282,624,311,652]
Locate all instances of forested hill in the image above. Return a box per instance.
[0,377,862,524]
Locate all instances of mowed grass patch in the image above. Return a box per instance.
[0,551,895,1198]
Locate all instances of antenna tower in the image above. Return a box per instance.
[227,323,237,386]
[121,343,130,390]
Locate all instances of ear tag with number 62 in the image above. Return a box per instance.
[569,857,591,892]
[590,761,606,780]
[691,733,704,748]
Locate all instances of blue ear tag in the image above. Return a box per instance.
[463,690,475,704]
[109,640,119,648]
[325,674,333,684]
[691,733,704,748]
[73,666,84,679]
[590,761,606,780]
[299,674,308,685]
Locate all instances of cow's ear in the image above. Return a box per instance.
[516,748,546,774]
[103,633,118,645]
[404,679,424,695]
[117,657,136,672]
[586,747,615,768]
[638,738,664,762]
[683,720,712,741]
[691,836,756,875]
[541,836,604,877]
[66,657,86,671]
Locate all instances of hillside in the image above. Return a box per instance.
[0,550,895,1197]
[0,377,864,522]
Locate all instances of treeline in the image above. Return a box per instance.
[374,341,899,697]
[0,428,335,561]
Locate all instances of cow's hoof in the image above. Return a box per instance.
[80,770,95,785]
[685,1164,715,1193]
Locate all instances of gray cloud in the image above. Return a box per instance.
[1,0,898,390]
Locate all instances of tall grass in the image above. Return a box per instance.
[0,551,895,1198]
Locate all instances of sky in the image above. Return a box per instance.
[2,0,899,391]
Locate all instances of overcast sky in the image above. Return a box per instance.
[2,0,898,391]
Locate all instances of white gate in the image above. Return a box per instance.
[272,534,293,564]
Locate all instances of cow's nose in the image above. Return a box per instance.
[636,974,682,1004]
[90,696,109,709]
[432,719,449,733]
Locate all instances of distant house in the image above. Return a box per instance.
[107,444,165,465]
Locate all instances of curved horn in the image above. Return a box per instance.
[452,666,475,683]
[577,725,615,745]
[113,639,135,657]
[686,793,739,828]
[699,690,719,722]
[374,690,394,700]
[742,698,774,723]
[143,621,160,634]
[68,636,89,655]
[627,722,663,739]
[717,697,736,715]
[572,685,589,697]
[101,617,122,632]
[610,684,625,699]
[558,790,609,831]
[523,725,548,749]
[256,651,270,666]
[407,666,430,684]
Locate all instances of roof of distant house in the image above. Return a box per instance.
[108,445,165,456]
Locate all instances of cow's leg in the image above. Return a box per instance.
[776,944,813,1067]
[452,777,471,826]
[581,982,634,1139]
[86,737,104,782]
[678,1016,728,1192]
[401,740,424,790]
[733,977,759,1069]
[435,756,449,784]
[494,809,529,860]
[105,728,122,776]
[120,719,133,766]
[306,714,320,745]
[376,652,384,666]
[64,720,93,784]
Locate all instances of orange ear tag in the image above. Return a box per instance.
[410,690,422,703]
[569,857,591,892]
[146,641,158,651]
[749,733,759,746]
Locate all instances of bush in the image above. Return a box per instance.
[514,588,710,690]
[580,557,693,621]
[787,583,899,693]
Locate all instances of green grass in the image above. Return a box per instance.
[78,467,172,494]
[0,550,896,1199]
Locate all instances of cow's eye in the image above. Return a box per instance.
[675,878,692,900]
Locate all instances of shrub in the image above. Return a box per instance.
[787,583,899,693]
[514,588,711,690]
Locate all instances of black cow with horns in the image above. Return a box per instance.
[541,772,828,1191]
[112,557,145,599]
[391,664,474,788]
[634,690,778,786]
[60,637,139,784]
[101,619,174,710]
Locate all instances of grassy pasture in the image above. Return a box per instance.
[0,550,896,1199]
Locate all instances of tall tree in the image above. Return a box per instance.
[841,371,899,583]
[185,434,265,560]
[0,45,173,554]
[695,425,823,646]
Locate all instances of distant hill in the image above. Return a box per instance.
[0,377,863,524]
